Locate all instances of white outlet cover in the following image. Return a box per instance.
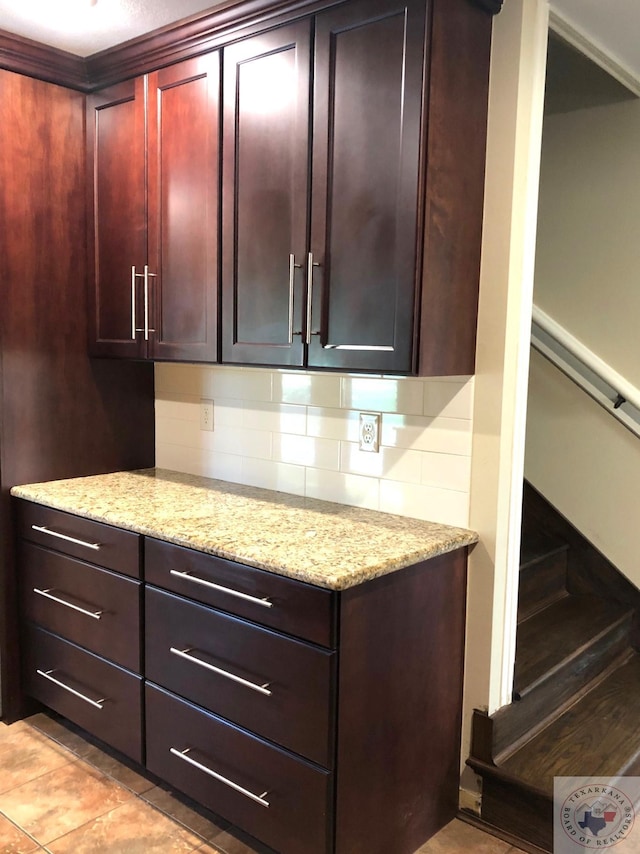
[359,412,380,453]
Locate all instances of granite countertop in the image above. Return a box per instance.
[11,468,478,591]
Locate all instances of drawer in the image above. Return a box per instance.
[20,542,141,672]
[146,684,331,854]
[22,625,142,763]
[17,501,140,578]
[145,538,335,647]
[146,587,334,767]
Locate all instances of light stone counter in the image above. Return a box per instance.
[11,468,477,590]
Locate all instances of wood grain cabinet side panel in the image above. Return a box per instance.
[334,549,468,854]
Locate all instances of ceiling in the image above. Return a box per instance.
[0,0,228,56]
[549,0,640,84]
[0,0,639,68]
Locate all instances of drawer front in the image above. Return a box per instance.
[146,684,331,854]
[18,501,140,578]
[145,538,335,647]
[23,625,142,763]
[146,587,334,767]
[20,542,141,672]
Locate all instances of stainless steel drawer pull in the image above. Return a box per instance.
[33,587,103,620]
[31,525,101,551]
[170,647,272,696]
[169,570,272,608]
[170,747,270,808]
[36,669,105,709]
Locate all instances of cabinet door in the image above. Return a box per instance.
[147,55,220,362]
[308,0,426,373]
[222,23,311,367]
[87,79,146,358]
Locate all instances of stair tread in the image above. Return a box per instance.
[514,594,632,695]
[520,530,568,571]
[502,653,640,793]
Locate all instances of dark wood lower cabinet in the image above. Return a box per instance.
[22,625,143,763]
[146,684,332,854]
[16,499,468,854]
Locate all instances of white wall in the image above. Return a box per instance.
[526,351,640,586]
[534,99,640,387]
[155,364,474,527]
[527,76,640,588]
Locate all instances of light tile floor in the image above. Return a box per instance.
[0,712,527,854]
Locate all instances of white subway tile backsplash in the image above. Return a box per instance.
[339,442,423,484]
[273,372,341,408]
[242,402,306,435]
[307,407,360,442]
[421,451,472,493]
[155,364,207,396]
[306,469,380,511]
[379,481,470,527]
[154,396,200,422]
[240,458,306,496]
[340,375,424,414]
[423,380,474,419]
[156,416,200,448]
[202,366,273,402]
[381,414,472,456]
[273,434,340,470]
[155,365,474,529]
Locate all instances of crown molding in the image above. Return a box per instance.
[1,0,503,93]
[0,29,88,91]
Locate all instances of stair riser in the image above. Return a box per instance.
[518,550,567,622]
[481,775,552,852]
[494,619,633,757]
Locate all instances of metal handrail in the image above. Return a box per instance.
[531,304,640,439]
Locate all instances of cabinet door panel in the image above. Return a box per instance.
[148,55,220,362]
[309,0,426,372]
[87,79,146,358]
[222,23,310,366]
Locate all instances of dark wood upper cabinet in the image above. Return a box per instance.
[308,0,424,372]
[87,79,146,358]
[222,0,491,375]
[222,23,311,367]
[88,54,220,362]
[223,0,423,373]
[83,0,491,373]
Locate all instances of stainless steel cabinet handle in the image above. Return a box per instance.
[131,265,137,340]
[170,647,272,696]
[36,669,105,709]
[143,265,157,341]
[305,252,321,345]
[170,747,270,808]
[169,569,272,608]
[33,587,103,620]
[31,525,101,551]
[288,253,302,343]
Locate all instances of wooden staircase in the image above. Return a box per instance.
[467,484,640,852]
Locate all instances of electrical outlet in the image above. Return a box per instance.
[200,399,214,432]
[358,412,380,453]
